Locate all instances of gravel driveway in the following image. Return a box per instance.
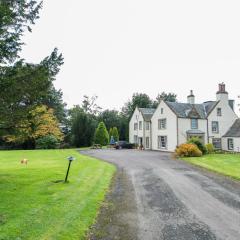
[81,149,240,240]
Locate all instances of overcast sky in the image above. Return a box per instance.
[21,0,240,113]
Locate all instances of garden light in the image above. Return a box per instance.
[65,156,75,183]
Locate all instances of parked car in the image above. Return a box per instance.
[114,141,134,149]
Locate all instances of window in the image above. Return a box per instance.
[158,119,167,129]
[212,138,221,149]
[191,119,198,129]
[161,108,164,114]
[134,123,138,130]
[228,138,234,150]
[212,121,219,133]
[217,108,222,116]
[134,135,138,144]
[146,137,150,148]
[158,136,167,149]
[146,122,150,131]
[139,121,142,130]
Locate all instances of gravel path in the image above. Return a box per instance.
[81,149,240,240]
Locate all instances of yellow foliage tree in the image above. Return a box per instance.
[5,105,63,144]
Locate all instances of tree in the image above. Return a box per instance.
[152,92,177,108]
[94,122,109,146]
[70,109,97,147]
[112,127,119,142]
[0,0,42,64]
[42,85,67,124]
[98,110,121,131]
[0,49,64,133]
[4,105,63,149]
[82,95,102,115]
[109,127,113,138]
[121,93,153,119]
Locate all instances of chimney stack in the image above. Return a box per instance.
[216,82,228,102]
[187,90,195,104]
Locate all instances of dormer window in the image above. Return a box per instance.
[217,108,222,116]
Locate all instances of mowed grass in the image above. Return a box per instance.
[182,153,240,180]
[0,149,116,240]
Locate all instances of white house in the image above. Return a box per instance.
[129,83,240,152]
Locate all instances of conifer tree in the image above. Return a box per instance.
[94,122,109,146]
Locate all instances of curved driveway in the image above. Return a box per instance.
[82,149,240,240]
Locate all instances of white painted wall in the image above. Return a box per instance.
[178,118,208,145]
[208,95,238,142]
[222,137,240,152]
[151,101,177,152]
[129,108,143,143]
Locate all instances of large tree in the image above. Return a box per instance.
[0,49,64,133]
[121,93,153,119]
[69,106,97,147]
[152,92,177,108]
[4,105,63,149]
[0,0,42,64]
[94,122,109,146]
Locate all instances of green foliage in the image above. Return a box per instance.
[0,0,42,64]
[0,49,64,133]
[71,109,97,147]
[94,122,109,146]
[175,143,202,157]
[187,137,207,155]
[112,127,119,142]
[152,92,177,108]
[109,127,113,138]
[36,135,59,149]
[205,143,215,154]
[121,93,153,119]
[0,149,115,239]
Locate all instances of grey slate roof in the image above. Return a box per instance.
[138,108,156,121]
[165,101,220,119]
[223,119,240,137]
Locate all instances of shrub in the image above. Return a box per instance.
[36,135,59,149]
[187,137,207,154]
[94,122,109,146]
[175,143,202,157]
[205,143,214,154]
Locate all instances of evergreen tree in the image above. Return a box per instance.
[109,127,113,138]
[112,127,119,142]
[94,122,109,146]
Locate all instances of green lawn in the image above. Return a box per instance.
[0,149,116,240]
[182,153,240,180]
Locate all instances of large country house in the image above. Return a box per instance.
[129,83,240,152]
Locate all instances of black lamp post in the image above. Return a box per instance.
[65,156,75,183]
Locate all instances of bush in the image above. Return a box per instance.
[187,137,207,154]
[94,122,109,146]
[36,135,59,149]
[175,143,202,157]
[205,143,214,154]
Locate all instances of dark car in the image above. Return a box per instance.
[114,141,134,149]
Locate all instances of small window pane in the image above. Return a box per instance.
[212,121,219,133]
[191,119,198,129]
[228,138,234,150]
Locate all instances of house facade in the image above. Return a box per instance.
[129,83,240,152]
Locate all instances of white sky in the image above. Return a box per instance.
[21,0,240,112]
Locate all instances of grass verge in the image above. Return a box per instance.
[182,153,240,180]
[0,149,115,240]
